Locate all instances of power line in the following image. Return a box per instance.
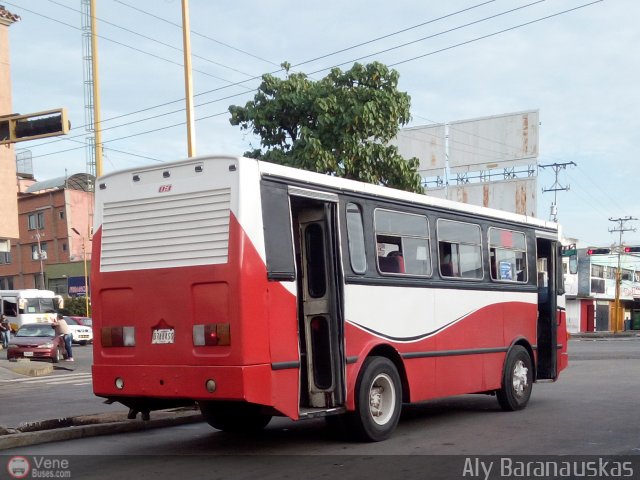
[308,0,547,71]
[539,161,577,222]
[22,1,604,159]
[389,0,604,67]
[46,0,257,81]
[22,1,516,149]
[3,0,247,85]
[112,0,280,67]
[293,0,497,68]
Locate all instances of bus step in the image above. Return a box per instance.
[299,407,347,419]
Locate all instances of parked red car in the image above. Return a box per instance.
[6,323,66,363]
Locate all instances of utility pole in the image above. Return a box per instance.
[181,0,196,157]
[609,216,637,333]
[539,161,576,222]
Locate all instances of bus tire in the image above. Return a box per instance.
[497,345,533,411]
[349,356,402,442]
[199,401,272,433]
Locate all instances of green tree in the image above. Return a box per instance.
[59,296,90,317]
[229,62,423,193]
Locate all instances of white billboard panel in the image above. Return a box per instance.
[448,110,539,174]
[426,178,537,217]
[390,124,446,176]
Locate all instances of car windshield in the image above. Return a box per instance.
[16,325,55,337]
[64,317,79,325]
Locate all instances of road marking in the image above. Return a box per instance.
[0,372,92,384]
[44,378,93,385]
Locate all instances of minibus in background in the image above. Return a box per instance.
[0,289,63,332]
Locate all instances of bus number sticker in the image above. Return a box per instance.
[152,329,175,344]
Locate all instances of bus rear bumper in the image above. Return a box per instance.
[93,363,275,407]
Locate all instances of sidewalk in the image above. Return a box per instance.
[570,331,640,339]
[0,360,203,450]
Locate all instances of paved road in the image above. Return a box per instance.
[2,338,639,479]
[0,344,128,427]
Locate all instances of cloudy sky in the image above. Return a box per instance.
[3,0,638,247]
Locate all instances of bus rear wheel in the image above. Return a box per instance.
[349,356,402,442]
[497,345,533,411]
[199,401,272,433]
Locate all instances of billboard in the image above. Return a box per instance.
[68,276,89,297]
[426,177,537,217]
[448,110,539,173]
[389,123,446,176]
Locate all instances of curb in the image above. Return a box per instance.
[0,412,204,450]
[570,332,640,339]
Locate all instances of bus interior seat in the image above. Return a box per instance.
[378,255,405,273]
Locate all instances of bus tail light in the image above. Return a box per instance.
[193,323,230,346]
[101,327,136,347]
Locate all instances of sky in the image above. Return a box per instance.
[2,0,639,248]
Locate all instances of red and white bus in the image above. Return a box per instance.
[91,155,568,441]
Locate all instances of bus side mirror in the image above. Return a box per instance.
[54,295,64,309]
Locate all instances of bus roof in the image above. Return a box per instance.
[0,289,57,298]
[256,158,557,232]
[96,154,558,233]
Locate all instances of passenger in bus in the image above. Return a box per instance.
[440,253,456,277]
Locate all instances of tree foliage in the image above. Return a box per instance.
[229,62,423,193]
[59,296,90,317]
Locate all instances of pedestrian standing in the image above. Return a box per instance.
[52,313,73,361]
[0,315,9,349]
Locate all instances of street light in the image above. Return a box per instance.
[34,229,46,289]
[72,227,90,317]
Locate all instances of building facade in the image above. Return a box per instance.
[564,248,640,333]
[0,6,21,251]
[0,174,94,296]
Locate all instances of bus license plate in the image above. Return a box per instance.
[152,329,175,344]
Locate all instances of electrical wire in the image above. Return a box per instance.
[112,0,280,67]
[45,0,258,81]
[19,1,604,161]
[3,0,249,85]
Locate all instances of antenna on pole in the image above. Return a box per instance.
[539,161,576,222]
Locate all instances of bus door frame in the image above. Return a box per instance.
[288,186,345,410]
[535,232,560,380]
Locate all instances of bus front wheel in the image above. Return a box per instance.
[199,401,272,433]
[497,345,533,411]
[349,356,402,442]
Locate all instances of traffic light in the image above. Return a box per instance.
[587,248,611,255]
[0,108,69,145]
[624,246,640,253]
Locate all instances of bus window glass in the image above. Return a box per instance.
[346,203,367,274]
[437,219,483,279]
[374,209,431,276]
[305,223,327,298]
[489,228,528,283]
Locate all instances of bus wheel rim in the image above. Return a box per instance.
[369,373,395,425]
[512,360,528,397]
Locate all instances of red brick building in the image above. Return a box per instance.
[0,174,94,293]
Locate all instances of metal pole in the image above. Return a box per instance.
[181,0,197,157]
[90,0,104,177]
[36,231,45,289]
[82,240,89,317]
